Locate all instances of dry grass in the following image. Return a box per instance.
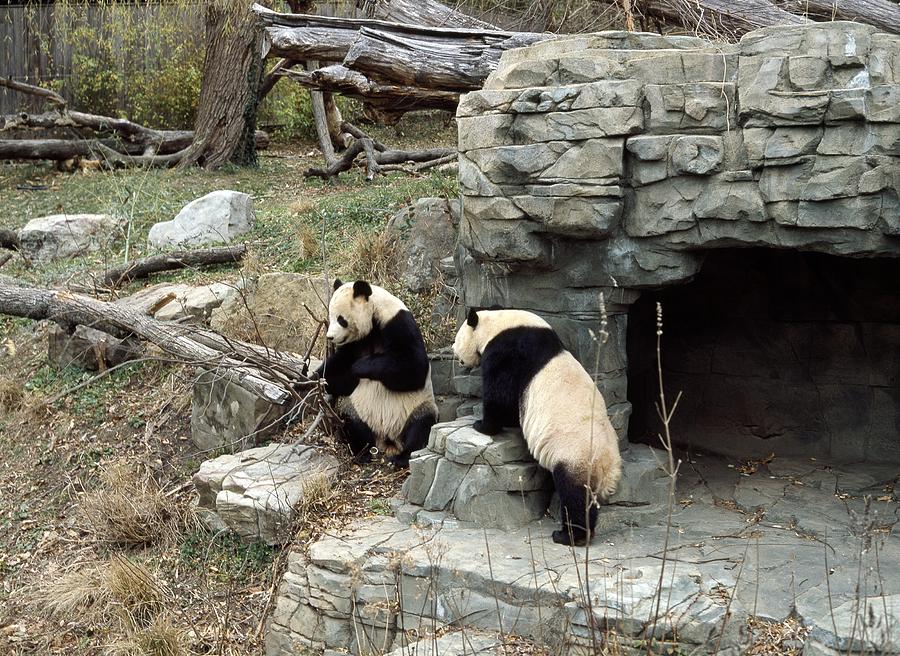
[346,227,402,285]
[109,614,185,656]
[0,375,23,413]
[30,562,111,622]
[294,223,320,262]
[746,616,809,655]
[78,461,178,547]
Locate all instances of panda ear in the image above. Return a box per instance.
[352,280,372,300]
[466,308,479,328]
[333,278,343,291]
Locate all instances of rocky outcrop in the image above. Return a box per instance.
[387,197,460,293]
[194,443,339,545]
[18,214,120,263]
[456,22,900,446]
[148,190,255,250]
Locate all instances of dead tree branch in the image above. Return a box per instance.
[102,244,249,288]
[0,76,66,107]
[0,281,318,405]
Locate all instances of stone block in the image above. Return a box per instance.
[464,143,569,184]
[744,126,823,165]
[512,196,621,238]
[627,177,703,237]
[191,367,291,452]
[694,180,766,222]
[542,139,626,180]
[459,216,550,266]
[194,443,339,544]
[483,58,557,90]
[797,195,882,230]
[669,135,724,175]
[759,158,815,202]
[646,83,736,131]
[739,56,830,126]
[458,155,504,196]
[867,84,900,123]
[817,123,900,156]
[800,157,868,201]
[461,196,524,222]
[19,213,120,263]
[149,190,254,250]
[626,135,672,161]
[153,283,237,323]
[788,55,829,90]
[404,451,440,506]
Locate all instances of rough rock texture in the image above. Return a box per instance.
[191,361,321,452]
[48,323,142,371]
[457,22,900,454]
[399,419,669,532]
[400,419,553,530]
[148,190,255,250]
[387,198,460,293]
[115,282,194,316]
[18,214,120,263]
[194,443,339,545]
[267,455,900,656]
[154,282,238,323]
[210,273,329,353]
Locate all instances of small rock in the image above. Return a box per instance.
[194,443,339,545]
[148,190,254,250]
[154,283,238,322]
[387,198,459,293]
[18,214,120,263]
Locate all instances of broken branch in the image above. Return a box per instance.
[102,244,250,288]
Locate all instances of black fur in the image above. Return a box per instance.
[316,289,434,467]
[473,326,564,435]
[390,413,435,469]
[551,463,596,546]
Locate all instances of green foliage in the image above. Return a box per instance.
[50,1,203,128]
[179,530,275,581]
[25,362,144,423]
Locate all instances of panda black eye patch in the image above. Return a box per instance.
[337,316,348,328]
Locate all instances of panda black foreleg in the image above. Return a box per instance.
[551,463,597,547]
[340,416,377,464]
[389,413,436,469]
[473,400,504,435]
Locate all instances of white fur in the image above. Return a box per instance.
[452,309,621,498]
[327,281,436,455]
[327,282,407,347]
[453,310,550,367]
[339,373,436,456]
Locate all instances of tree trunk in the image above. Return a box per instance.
[256,7,549,91]
[365,0,498,29]
[0,282,317,404]
[102,244,249,288]
[180,1,266,170]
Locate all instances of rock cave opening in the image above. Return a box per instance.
[626,248,900,463]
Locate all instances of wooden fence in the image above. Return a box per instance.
[1,1,354,115]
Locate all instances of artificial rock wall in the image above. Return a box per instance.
[456,21,900,454]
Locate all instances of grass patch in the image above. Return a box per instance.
[178,530,275,582]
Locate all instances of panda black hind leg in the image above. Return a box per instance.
[389,413,436,469]
[551,463,597,547]
[341,416,377,464]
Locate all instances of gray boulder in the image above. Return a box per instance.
[148,190,254,250]
[387,198,459,293]
[153,282,238,323]
[18,214,120,263]
[194,443,339,545]
[48,324,142,372]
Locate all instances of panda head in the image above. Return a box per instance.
[452,308,482,368]
[327,279,375,347]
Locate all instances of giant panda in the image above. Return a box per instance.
[316,279,437,468]
[452,308,622,546]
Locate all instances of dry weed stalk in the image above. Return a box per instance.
[647,302,683,649]
[78,460,177,546]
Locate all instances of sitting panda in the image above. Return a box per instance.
[452,308,622,546]
[316,279,437,468]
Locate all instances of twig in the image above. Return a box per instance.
[0,75,66,107]
[102,244,249,288]
[0,252,13,269]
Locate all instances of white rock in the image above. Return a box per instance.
[18,214,120,263]
[154,282,238,322]
[147,190,254,250]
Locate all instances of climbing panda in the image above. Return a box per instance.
[316,279,437,468]
[452,308,622,546]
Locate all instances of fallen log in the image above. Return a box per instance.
[363,0,498,29]
[254,5,549,92]
[305,132,454,180]
[102,244,249,288]
[0,281,315,404]
[282,65,460,113]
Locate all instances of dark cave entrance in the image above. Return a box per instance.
[626,249,900,462]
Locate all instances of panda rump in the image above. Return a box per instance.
[453,308,622,545]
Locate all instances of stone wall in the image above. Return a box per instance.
[456,21,900,452]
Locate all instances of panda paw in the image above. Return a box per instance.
[552,529,589,547]
[473,419,500,436]
[387,455,410,469]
